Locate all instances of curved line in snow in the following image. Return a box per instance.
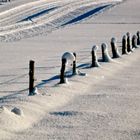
[62,4,111,26]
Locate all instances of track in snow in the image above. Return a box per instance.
[0,0,122,42]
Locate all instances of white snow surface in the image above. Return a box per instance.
[0,0,140,139]
[62,52,75,61]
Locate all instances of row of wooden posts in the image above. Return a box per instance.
[29,31,140,95]
[0,0,10,2]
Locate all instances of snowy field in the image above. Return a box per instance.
[0,0,140,139]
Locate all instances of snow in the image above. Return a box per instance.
[62,52,75,61]
[0,0,140,139]
[0,0,122,41]
[92,45,99,53]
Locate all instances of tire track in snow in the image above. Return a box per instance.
[0,0,122,42]
[0,0,88,26]
[0,0,63,26]
[0,0,96,31]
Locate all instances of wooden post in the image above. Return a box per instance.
[126,32,132,52]
[72,52,77,75]
[137,31,140,45]
[101,44,105,62]
[101,43,112,62]
[91,45,100,67]
[60,52,75,84]
[132,35,138,49]
[29,60,35,95]
[122,35,128,55]
[111,38,120,58]
[60,58,67,84]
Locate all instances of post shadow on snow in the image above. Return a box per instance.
[50,111,80,117]
[36,70,75,88]
[77,47,115,68]
[0,88,28,103]
[19,7,58,22]
[36,61,97,88]
[62,4,111,26]
[77,63,91,69]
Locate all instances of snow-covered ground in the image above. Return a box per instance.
[0,0,140,139]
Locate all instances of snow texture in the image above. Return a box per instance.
[0,0,140,140]
[62,52,75,61]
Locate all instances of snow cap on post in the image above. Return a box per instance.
[92,45,98,51]
[101,43,112,62]
[62,52,75,63]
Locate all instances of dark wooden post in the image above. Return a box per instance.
[101,44,105,62]
[29,60,35,95]
[126,32,132,52]
[72,52,77,75]
[122,35,128,55]
[91,47,96,67]
[137,31,140,45]
[91,45,100,67]
[111,38,116,58]
[101,43,112,62]
[60,58,67,84]
[132,35,138,49]
[111,38,120,58]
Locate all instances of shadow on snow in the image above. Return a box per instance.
[36,63,90,88]
[50,111,79,116]
[19,6,58,22]
[62,4,111,26]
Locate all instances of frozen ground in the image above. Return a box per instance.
[0,0,140,139]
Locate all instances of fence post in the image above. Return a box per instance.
[137,31,140,45]
[101,43,105,62]
[59,52,75,84]
[126,32,132,52]
[91,45,100,67]
[60,58,67,84]
[122,35,128,55]
[72,52,77,75]
[101,43,112,62]
[29,60,35,95]
[132,35,138,49]
[111,37,121,58]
